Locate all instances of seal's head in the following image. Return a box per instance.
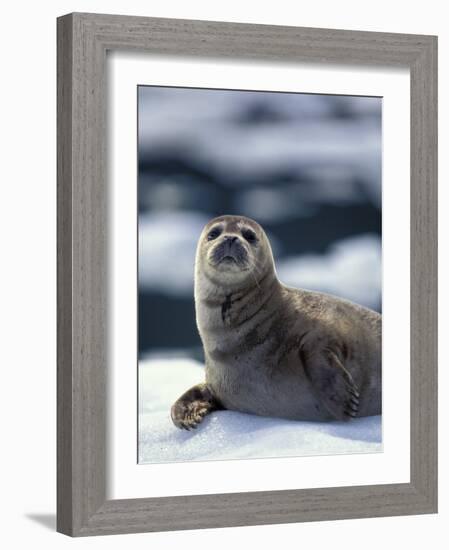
[195,215,275,290]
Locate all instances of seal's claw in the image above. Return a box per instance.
[171,384,221,430]
[304,348,362,421]
[174,403,207,430]
[348,399,359,412]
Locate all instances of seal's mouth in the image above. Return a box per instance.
[219,255,237,264]
[209,237,249,270]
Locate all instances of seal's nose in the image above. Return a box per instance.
[222,235,240,255]
[224,235,238,244]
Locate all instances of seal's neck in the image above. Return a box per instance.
[194,267,280,331]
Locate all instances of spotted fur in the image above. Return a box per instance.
[171,215,381,430]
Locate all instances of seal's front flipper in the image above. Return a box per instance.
[304,349,360,421]
[171,383,221,430]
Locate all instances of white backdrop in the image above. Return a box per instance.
[0,1,445,549]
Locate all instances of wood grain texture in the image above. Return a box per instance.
[56,12,438,536]
[57,13,74,536]
[409,36,438,508]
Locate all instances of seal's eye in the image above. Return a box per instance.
[207,227,222,241]
[241,228,257,244]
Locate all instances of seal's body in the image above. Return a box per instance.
[171,215,381,430]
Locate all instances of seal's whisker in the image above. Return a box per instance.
[250,267,261,291]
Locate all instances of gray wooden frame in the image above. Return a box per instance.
[57,12,438,537]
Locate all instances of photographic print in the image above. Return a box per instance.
[137,85,382,464]
[57,15,437,535]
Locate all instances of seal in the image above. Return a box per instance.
[171,215,381,429]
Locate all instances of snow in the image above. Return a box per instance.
[138,87,382,206]
[138,210,381,312]
[139,357,382,464]
[276,234,381,310]
[138,210,210,294]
